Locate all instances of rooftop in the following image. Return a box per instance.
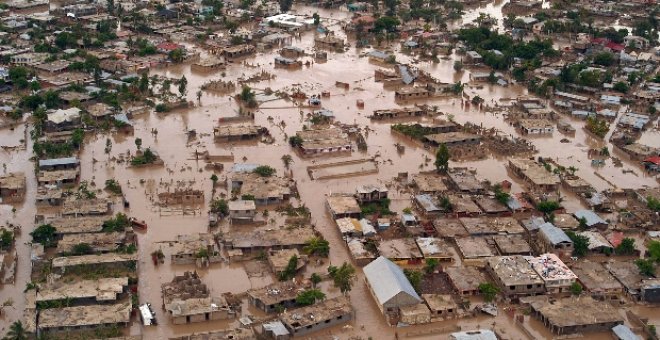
[487,256,543,286]
[527,253,577,283]
[378,238,424,260]
[248,282,302,306]
[539,223,572,245]
[424,132,481,145]
[37,277,129,302]
[509,158,560,187]
[48,216,106,234]
[326,195,361,215]
[526,296,623,328]
[279,296,352,330]
[460,217,524,236]
[225,225,315,249]
[493,234,532,255]
[363,256,421,306]
[38,301,131,329]
[455,237,493,259]
[446,266,488,293]
[570,261,622,293]
[52,253,137,268]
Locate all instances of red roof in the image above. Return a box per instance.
[591,37,608,45]
[156,42,181,51]
[605,41,625,51]
[643,156,660,165]
[607,232,624,247]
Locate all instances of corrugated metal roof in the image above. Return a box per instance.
[38,157,79,168]
[539,222,572,245]
[450,329,498,340]
[363,256,421,306]
[612,324,639,340]
[415,194,439,212]
[398,65,415,85]
[574,210,607,227]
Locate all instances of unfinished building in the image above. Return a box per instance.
[526,296,623,335]
[162,271,236,325]
[459,217,524,236]
[37,301,132,333]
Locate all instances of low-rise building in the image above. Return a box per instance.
[415,237,454,262]
[537,223,574,258]
[570,261,623,298]
[607,261,645,299]
[508,158,560,192]
[363,256,422,320]
[518,119,554,134]
[446,266,489,295]
[213,125,267,142]
[528,254,577,294]
[228,199,257,221]
[279,296,353,336]
[38,301,132,333]
[641,279,660,303]
[378,238,424,263]
[455,237,493,261]
[422,294,458,319]
[493,234,532,255]
[355,184,388,203]
[526,296,623,335]
[162,271,236,324]
[294,128,352,155]
[486,256,545,296]
[36,277,129,304]
[170,233,221,266]
[230,172,293,205]
[326,195,361,219]
[0,172,25,203]
[248,282,301,313]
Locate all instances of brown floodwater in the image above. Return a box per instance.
[1,2,659,339]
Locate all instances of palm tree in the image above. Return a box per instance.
[303,237,330,257]
[3,321,27,340]
[281,155,293,169]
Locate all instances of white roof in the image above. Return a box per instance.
[47,107,81,124]
[363,256,421,306]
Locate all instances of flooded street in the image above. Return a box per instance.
[1,0,659,339]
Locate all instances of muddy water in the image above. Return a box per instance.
[1,2,659,339]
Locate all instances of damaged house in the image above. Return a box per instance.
[230,172,294,205]
[293,128,352,156]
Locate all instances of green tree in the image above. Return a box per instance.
[569,282,582,295]
[312,13,320,25]
[169,48,185,63]
[9,66,29,89]
[647,240,660,262]
[3,321,27,340]
[434,144,450,173]
[253,165,276,177]
[493,184,510,205]
[0,229,13,250]
[593,52,615,66]
[295,289,325,306]
[404,269,423,293]
[210,174,218,186]
[615,237,636,255]
[281,154,293,169]
[178,75,187,99]
[71,243,94,255]
[134,138,142,151]
[310,273,322,287]
[279,0,293,12]
[288,135,303,147]
[478,282,499,302]
[453,60,463,72]
[278,255,299,281]
[424,258,439,274]
[210,198,229,215]
[566,230,590,257]
[303,237,330,257]
[613,81,629,93]
[374,16,400,32]
[635,259,655,277]
[536,200,560,214]
[30,224,57,247]
[328,262,356,294]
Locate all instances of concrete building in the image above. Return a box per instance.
[38,302,132,333]
[279,296,353,336]
[486,256,545,296]
[162,271,236,324]
[508,158,560,192]
[528,254,577,294]
[228,199,257,221]
[526,296,623,335]
[248,282,301,313]
[326,195,361,219]
[294,128,352,155]
[230,172,293,205]
[446,266,489,296]
[537,223,574,258]
[0,172,25,203]
[641,279,660,303]
[363,256,422,319]
[570,260,623,298]
[355,184,388,203]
